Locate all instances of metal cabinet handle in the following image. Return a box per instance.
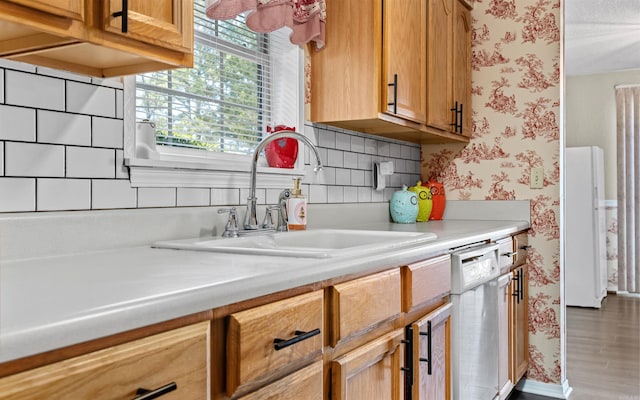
[512,270,521,304]
[519,268,525,301]
[519,245,532,250]
[388,74,398,114]
[418,321,433,375]
[402,326,414,400]
[502,251,518,257]
[273,328,320,351]
[112,0,129,33]
[133,382,177,400]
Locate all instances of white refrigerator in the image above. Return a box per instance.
[565,146,607,308]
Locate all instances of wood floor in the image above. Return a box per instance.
[510,294,640,400]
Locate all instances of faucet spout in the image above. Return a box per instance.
[243,129,323,230]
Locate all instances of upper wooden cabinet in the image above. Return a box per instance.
[310,0,472,144]
[0,0,193,77]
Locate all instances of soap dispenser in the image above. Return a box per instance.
[287,177,307,230]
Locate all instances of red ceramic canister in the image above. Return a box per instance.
[427,179,446,220]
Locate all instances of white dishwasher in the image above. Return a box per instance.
[450,242,500,400]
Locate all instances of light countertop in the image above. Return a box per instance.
[0,217,529,363]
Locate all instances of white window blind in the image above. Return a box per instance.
[136,0,284,156]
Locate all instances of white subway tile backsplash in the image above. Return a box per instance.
[343,152,358,169]
[0,69,4,103]
[92,179,137,209]
[0,59,36,73]
[67,147,115,178]
[371,188,384,202]
[0,178,35,212]
[327,186,344,203]
[365,138,377,155]
[378,141,390,156]
[5,70,65,111]
[351,136,365,153]
[92,77,124,89]
[358,187,372,202]
[66,81,115,118]
[115,150,129,179]
[177,188,210,206]
[411,146,421,160]
[318,166,336,185]
[5,142,64,177]
[401,145,413,159]
[0,105,36,141]
[37,178,90,211]
[265,188,281,205]
[317,129,335,148]
[138,187,176,208]
[384,188,395,202]
[37,67,92,83]
[357,154,372,171]
[364,170,373,187]
[211,188,240,205]
[115,89,124,119]
[389,143,402,158]
[92,117,123,148]
[335,133,351,151]
[327,149,343,168]
[395,159,406,174]
[37,110,91,146]
[344,187,358,203]
[351,169,365,186]
[335,168,350,185]
[309,184,327,204]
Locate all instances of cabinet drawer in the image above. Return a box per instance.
[227,290,324,396]
[497,237,515,273]
[238,360,323,400]
[513,232,529,268]
[329,269,401,346]
[0,322,209,400]
[401,254,451,312]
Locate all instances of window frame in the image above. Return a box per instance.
[123,38,310,189]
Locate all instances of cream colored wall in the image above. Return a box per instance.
[565,69,640,199]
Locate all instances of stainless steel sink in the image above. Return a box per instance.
[153,229,437,258]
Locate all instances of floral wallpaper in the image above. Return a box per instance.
[422,0,562,384]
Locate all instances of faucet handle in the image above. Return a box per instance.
[217,207,239,238]
[261,206,279,229]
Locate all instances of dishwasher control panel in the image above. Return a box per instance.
[450,243,499,294]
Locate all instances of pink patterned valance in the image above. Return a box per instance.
[206,0,326,50]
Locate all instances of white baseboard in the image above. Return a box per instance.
[516,378,573,399]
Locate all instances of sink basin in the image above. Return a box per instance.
[152,229,437,258]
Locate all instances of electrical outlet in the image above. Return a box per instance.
[530,167,544,189]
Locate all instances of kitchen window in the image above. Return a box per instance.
[124,1,305,188]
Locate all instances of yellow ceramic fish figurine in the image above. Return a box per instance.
[408,180,432,222]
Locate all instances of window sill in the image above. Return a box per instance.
[125,156,307,188]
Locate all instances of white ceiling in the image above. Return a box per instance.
[565,0,640,76]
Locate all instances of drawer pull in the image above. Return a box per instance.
[388,74,398,114]
[273,328,320,351]
[502,251,517,257]
[519,245,532,250]
[418,321,432,375]
[112,0,129,33]
[133,382,177,400]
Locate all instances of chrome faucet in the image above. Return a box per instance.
[243,130,324,230]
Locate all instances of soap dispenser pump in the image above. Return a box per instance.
[287,177,307,230]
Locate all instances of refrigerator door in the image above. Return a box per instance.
[566,146,607,308]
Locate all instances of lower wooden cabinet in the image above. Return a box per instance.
[331,328,405,400]
[510,263,529,383]
[237,360,323,400]
[0,321,210,400]
[408,303,452,400]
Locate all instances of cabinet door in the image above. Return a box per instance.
[425,0,453,132]
[452,0,472,136]
[0,322,209,400]
[383,0,427,123]
[4,0,84,20]
[332,329,405,400]
[104,0,193,52]
[238,361,323,400]
[509,264,529,384]
[412,303,452,400]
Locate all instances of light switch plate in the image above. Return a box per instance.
[530,167,544,189]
